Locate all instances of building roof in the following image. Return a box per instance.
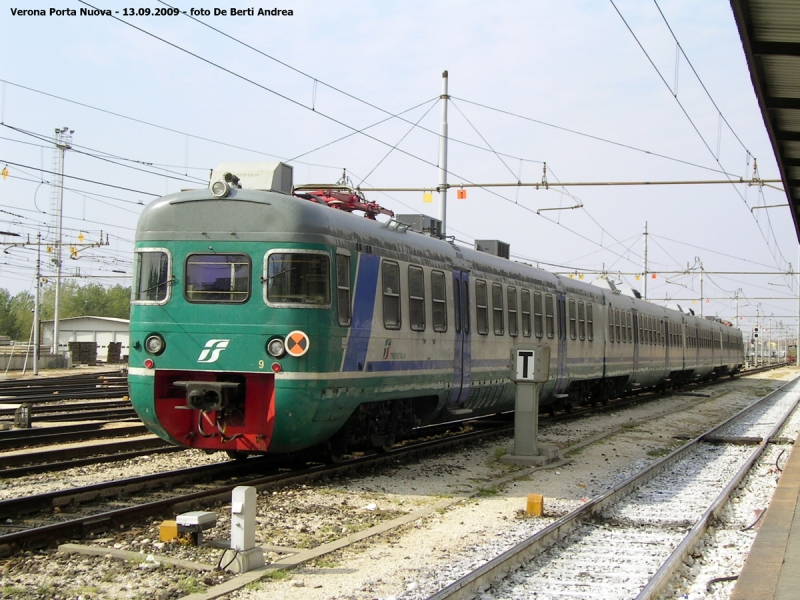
[41,316,129,326]
[731,0,800,241]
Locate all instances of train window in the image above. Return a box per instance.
[508,286,518,337]
[545,294,555,339]
[408,266,425,331]
[533,291,544,338]
[568,299,577,340]
[431,270,447,332]
[521,289,532,337]
[608,306,614,342]
[587,303,594,341]
[578,301,585,341]
[492,283,504,335]
[336,254,351,326]
[133,249,171,303]
[186,253,251,304]
[265,251,329,307]
[475,279,489,335]
[615,308,622,343]
[382,260,401,330]
[622,310,628,343]
[626,312,632,343]
[637,314,643,345]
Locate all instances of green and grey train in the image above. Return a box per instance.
[128,162,745,458]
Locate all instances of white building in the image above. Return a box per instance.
[41,316,130,358]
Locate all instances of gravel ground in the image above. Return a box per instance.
[0,367,796,600]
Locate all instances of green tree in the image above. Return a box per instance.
[0,289,15,338]
[0,282,130,342]
[9,291,33,342]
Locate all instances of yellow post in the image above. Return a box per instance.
[526,493,544,516]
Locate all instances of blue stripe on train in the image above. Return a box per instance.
[342,254,380,372]
[366,359,453,372]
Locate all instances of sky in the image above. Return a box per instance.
[0,0,797,344]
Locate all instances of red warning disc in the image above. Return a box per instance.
[285,330,310,357]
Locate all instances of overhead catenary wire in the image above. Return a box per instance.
[0,78,342,172]
[608,0,791,270]
[358,100,440,187]
[652,0,752,156]
[159,0,548,167]
[1,123,209,186]
[449,96,741,178]
[0,160,159,197]
[81,5,648,270]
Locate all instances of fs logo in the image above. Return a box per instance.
[383,339,392,360]
[197,339,230,363]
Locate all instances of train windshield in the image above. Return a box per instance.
[266,252,330,306]
[185,253,251,303]
[133,249,171,303]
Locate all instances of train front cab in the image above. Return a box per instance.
[128,243,353,455]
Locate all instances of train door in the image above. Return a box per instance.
[555,293,568,393]
[663,319,670,369]
[449,270,472,407]
[632,310,639,375]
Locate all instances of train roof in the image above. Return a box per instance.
[136,186,739,333]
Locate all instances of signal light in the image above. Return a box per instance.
[271,362,281,373]
[144,358,155,369]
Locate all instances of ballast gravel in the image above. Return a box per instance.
[0,367,797,600]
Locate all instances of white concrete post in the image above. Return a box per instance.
[225,486,264,573]
[231,485,256,551]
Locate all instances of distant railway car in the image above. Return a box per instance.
[128,163,745,459]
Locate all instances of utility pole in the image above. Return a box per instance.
[51,127,72,355]
[33,233,41,376]
[768,314,773,364]
[437,70,449,237]
[797,247,799,367]
[643,221,648,300]
[699,259,704,318]
[756,306,760,366]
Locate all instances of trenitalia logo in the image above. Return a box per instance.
[197,339,230,363]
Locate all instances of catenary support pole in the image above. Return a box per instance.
[51,127,72,355]
[643,221,648,300]
[33,233,41,376]
[438,70,449,236]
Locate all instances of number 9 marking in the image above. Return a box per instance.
[258,359,265,369]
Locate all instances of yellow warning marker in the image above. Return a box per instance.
[526,493,544,516]
[159,520,178,542]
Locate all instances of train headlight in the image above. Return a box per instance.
[210,180,230,198]
[266,337,285,358]
[145,334,166,355]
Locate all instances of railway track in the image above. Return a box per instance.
[0,423,512,555]
[0,370,127,403]
[0,365,791,558]
[0,362,786,485]
[427,373,800,600]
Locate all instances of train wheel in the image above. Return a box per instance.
[378,435,395,454]
[547,404,556,417]
[226,450,248,461]
[563,401,573,414]
[326,439,347,464]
